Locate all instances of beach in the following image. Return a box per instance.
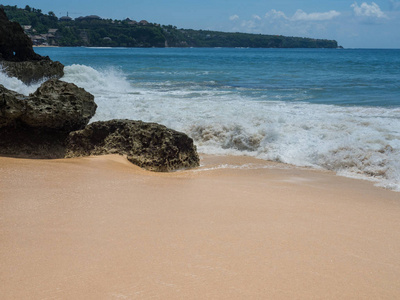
[1,154,399,299]
[1,4,400,299]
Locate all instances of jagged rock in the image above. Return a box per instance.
[1,79,96,131]
[1,59,65,85]
[0,8,64,84]
[0,79,97,158]
[66,119,200,172]
[26,79,97,131]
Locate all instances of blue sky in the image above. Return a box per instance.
[3,0,400,48]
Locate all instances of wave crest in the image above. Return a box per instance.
[26,63,400,191]
[0,68,43,95]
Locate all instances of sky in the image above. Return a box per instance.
[3,0,400,48]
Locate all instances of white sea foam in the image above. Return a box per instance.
[0,68,43,95]
[3,65,398,191]
[59,64,400,191]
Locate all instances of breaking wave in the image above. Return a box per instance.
[1,64,399,191]
[60,64,400,191]
[0,67,43,95]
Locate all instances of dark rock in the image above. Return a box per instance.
[1,79,96,131]
[0,8,64,84]
[1,59,65,85]
[66,119,200,172]
[0,79,97,158]
[0,8,41,61]
[27,79,97,131]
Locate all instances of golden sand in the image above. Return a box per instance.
[1,154,399,299]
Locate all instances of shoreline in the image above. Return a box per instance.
[33,45,59,48]
[1,154,400,298]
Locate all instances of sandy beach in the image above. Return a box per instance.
[1,154,400,299]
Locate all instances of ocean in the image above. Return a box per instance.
[1,47,399,190]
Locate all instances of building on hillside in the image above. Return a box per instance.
[23,25,32,32]
[125,18,138,25]
[60,16,72,21]
[31,35,46,45]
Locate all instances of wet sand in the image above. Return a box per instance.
[1,154,400,299]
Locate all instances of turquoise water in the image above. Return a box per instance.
[2,47,400,190]
[36,47,400,107]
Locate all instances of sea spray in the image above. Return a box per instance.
[0,69,43,95]
[57,64,400,191]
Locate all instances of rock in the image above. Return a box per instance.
[1,79,97,131]
[0,79,97,158]
[27,79,97,131]
[0,8,64,84]
[0,8,41,61]
[1,59,65,85]
[0,8,200,171]
[66,119,200,172]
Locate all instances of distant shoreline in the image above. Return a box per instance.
[33,45,59,48]
[3,5,338,49]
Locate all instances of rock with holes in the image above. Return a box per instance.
[0,79,96,158]
[66,119,200,172]
[1,59,65,85]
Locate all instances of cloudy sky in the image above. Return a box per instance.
[4,0,400,48]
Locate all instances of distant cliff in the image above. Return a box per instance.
[2,5,338,49]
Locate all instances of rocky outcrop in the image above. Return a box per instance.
[66,119,200,172]
[1,59,65,85]
[0,8,64,84]
[0,79,97,158]
[26,79,97,131]
[0,8,200,171]
[0,81,200,171]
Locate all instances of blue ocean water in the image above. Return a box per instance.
[1,47,400,190]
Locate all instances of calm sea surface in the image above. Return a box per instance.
[2,47,400,190]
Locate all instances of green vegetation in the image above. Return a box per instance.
[1,5,338,48]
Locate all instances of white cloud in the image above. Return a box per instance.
[235,8,342,37]
[265,9,288,20]
[229,14,239,21]
[224,4,400,48]
[291,9,341,21]
[351,2,387,18]
[263,9,340,22]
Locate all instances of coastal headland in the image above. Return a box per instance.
[2,4,338,48]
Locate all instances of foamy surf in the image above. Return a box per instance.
[0,68,43,95]
[1,58,399,191]
[57,64,400,191]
